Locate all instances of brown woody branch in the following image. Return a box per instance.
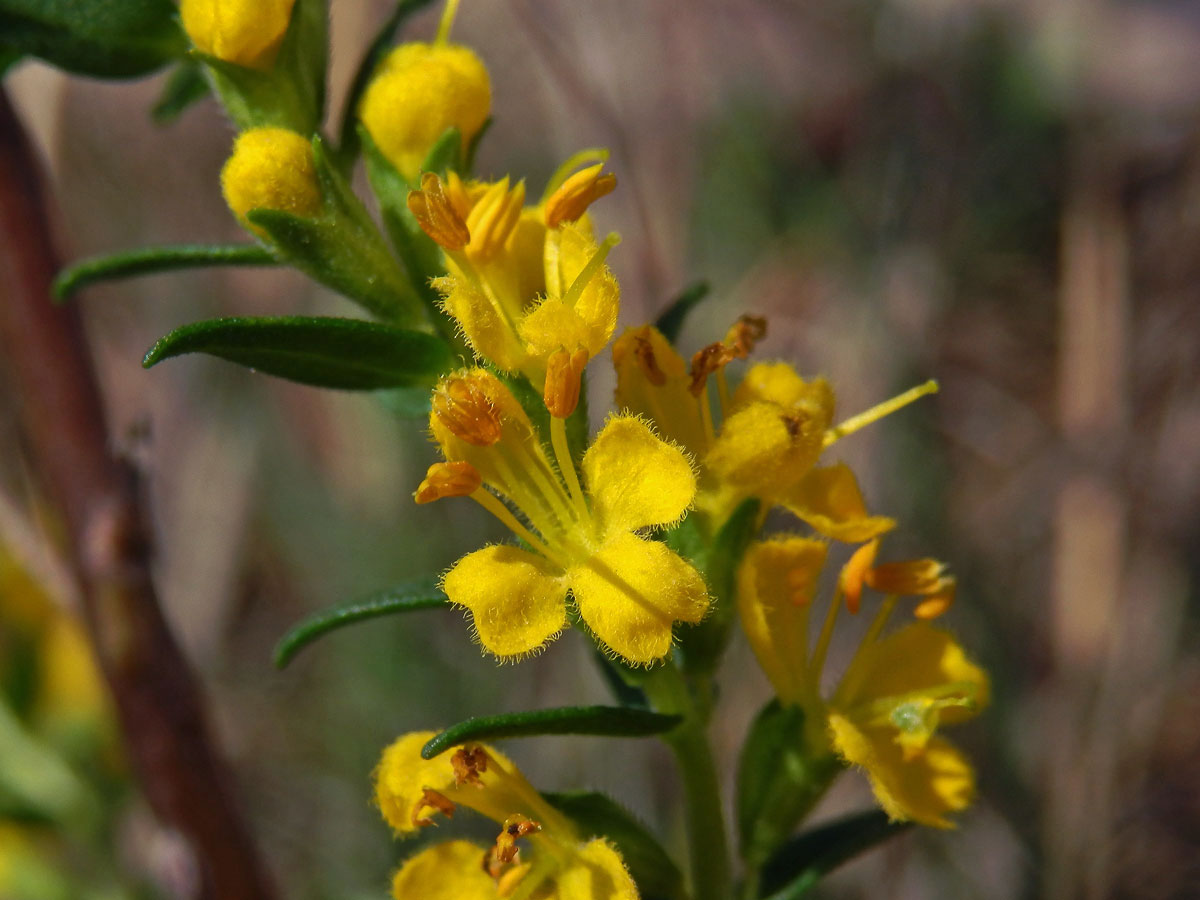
[0,87,276,900]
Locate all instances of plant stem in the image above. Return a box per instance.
[644,664,731,900]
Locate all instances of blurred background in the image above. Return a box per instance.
[3,0,1200,897]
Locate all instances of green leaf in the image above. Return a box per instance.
[419,126,462,178]
[544,791,686,900]
[592,650,650,709]
[655,280,711,343]
[757,811,910,899]
[336,0,440,167]
[54,244,275,300]
[143,316,453,390]
[0,0,184,79]
[678,498,761,675]
[737,701,841,870]
[422,706,682,759]
[152,60,211,123]
[273,577,447,668]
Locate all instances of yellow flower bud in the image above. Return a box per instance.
[180,0,297,70]
[220,128,322,232]
[359,42,491,182]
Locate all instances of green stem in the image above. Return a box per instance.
[644,663,731,900]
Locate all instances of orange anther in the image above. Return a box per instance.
[840,539,879,614]
[411,788,456,827]
[407,172,470,250]
[433,375,503,445]
[913,580,956,620]
[688,342,734,396]
[451,745,489,786]
[543,346,590,418]
[725,314,767,358]
[545,163,617,228]
[866,559,949,596]
[415,461,482,504]
[633,334,667,386]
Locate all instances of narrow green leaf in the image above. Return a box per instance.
[422,706,682,759]
[678,498,761,675]
[544,791,686,900]
[54,244,274,300]
[273,578,447,668]
[464,116,492,173]
[0,0,185,80]
[737,701,841,870]
[757,811,910,899]
[655,280,711,343]
[143,316,452,390]
[152,60,211,123]
[419,126,462,178]
[336,0,440,166]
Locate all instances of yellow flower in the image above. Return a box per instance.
[409,157,619,387]
[417,370,708,665]
[736,533,988,829]
[220,128,322,232]
[359,42,491,182]
[180,0,296,70]
[375,734,638,899]
[828,624,989,828]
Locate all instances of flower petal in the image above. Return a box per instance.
[443,545,568,659]
[374,731,453,834]
[612,325,707,455]
[433,275,529,372]
[390,841,496,900]
[705,402,823,498]
[733,362,835,419]
[737,536,828,705]
[783,464,896,543]
[570,533,709,665]
[835,623,991,723]
[553,838,640,900]
[582,416,696,536]
[828,715,975,829]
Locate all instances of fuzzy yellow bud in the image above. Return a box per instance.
[220,128,322,232]
[359,42,491,182]
[180,0,297,70]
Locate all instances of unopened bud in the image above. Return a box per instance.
[408,173,471,250]
[221,128,322,232]
[544,163,617,228]
[181,0,296,70]
[543,347,589,418]
[415,462,482,504]
[432,376,503,445]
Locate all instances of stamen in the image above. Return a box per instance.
[412,788,456,827]
[467,177,526,262]
[486,815,542,878]
[550,415,589,526]
[866,559,949,596]
[432,376,503,446]
[824,379,939,447]
[809,584,843,685]
[543,347,589,419]
[839,539,879,614]
[913,580,956,620]
[541,148,610,201]
[469,489,568,569]
[724,314,767,358]
[544,163,617,228]
[415,461,482,504]
[561,232,620,308]
[451,745,489,786]
[407,173,470,250]
[688,343,732,397]
[435,0,461,45]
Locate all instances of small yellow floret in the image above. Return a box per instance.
[360,42,491,182]
[220,128,321,231]
[181,0,296,70]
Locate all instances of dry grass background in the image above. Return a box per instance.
[3,1,1200,897]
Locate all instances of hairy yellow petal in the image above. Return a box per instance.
[737,536,828,705]
[374,731,454,835]
[734,362,834,415]
[612,325,707,455]
[444,545,568,660]
[836,623,990,724]
[553,839,640,900]
[783,464,896,543]
[359,43,491,182]
[582,416,695,536]
[570,533,708,665]
[828,716,974,828]
[391,841,495,900]
[433,275,529,372]
[706,402,824,498]
[181,0,295,69]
